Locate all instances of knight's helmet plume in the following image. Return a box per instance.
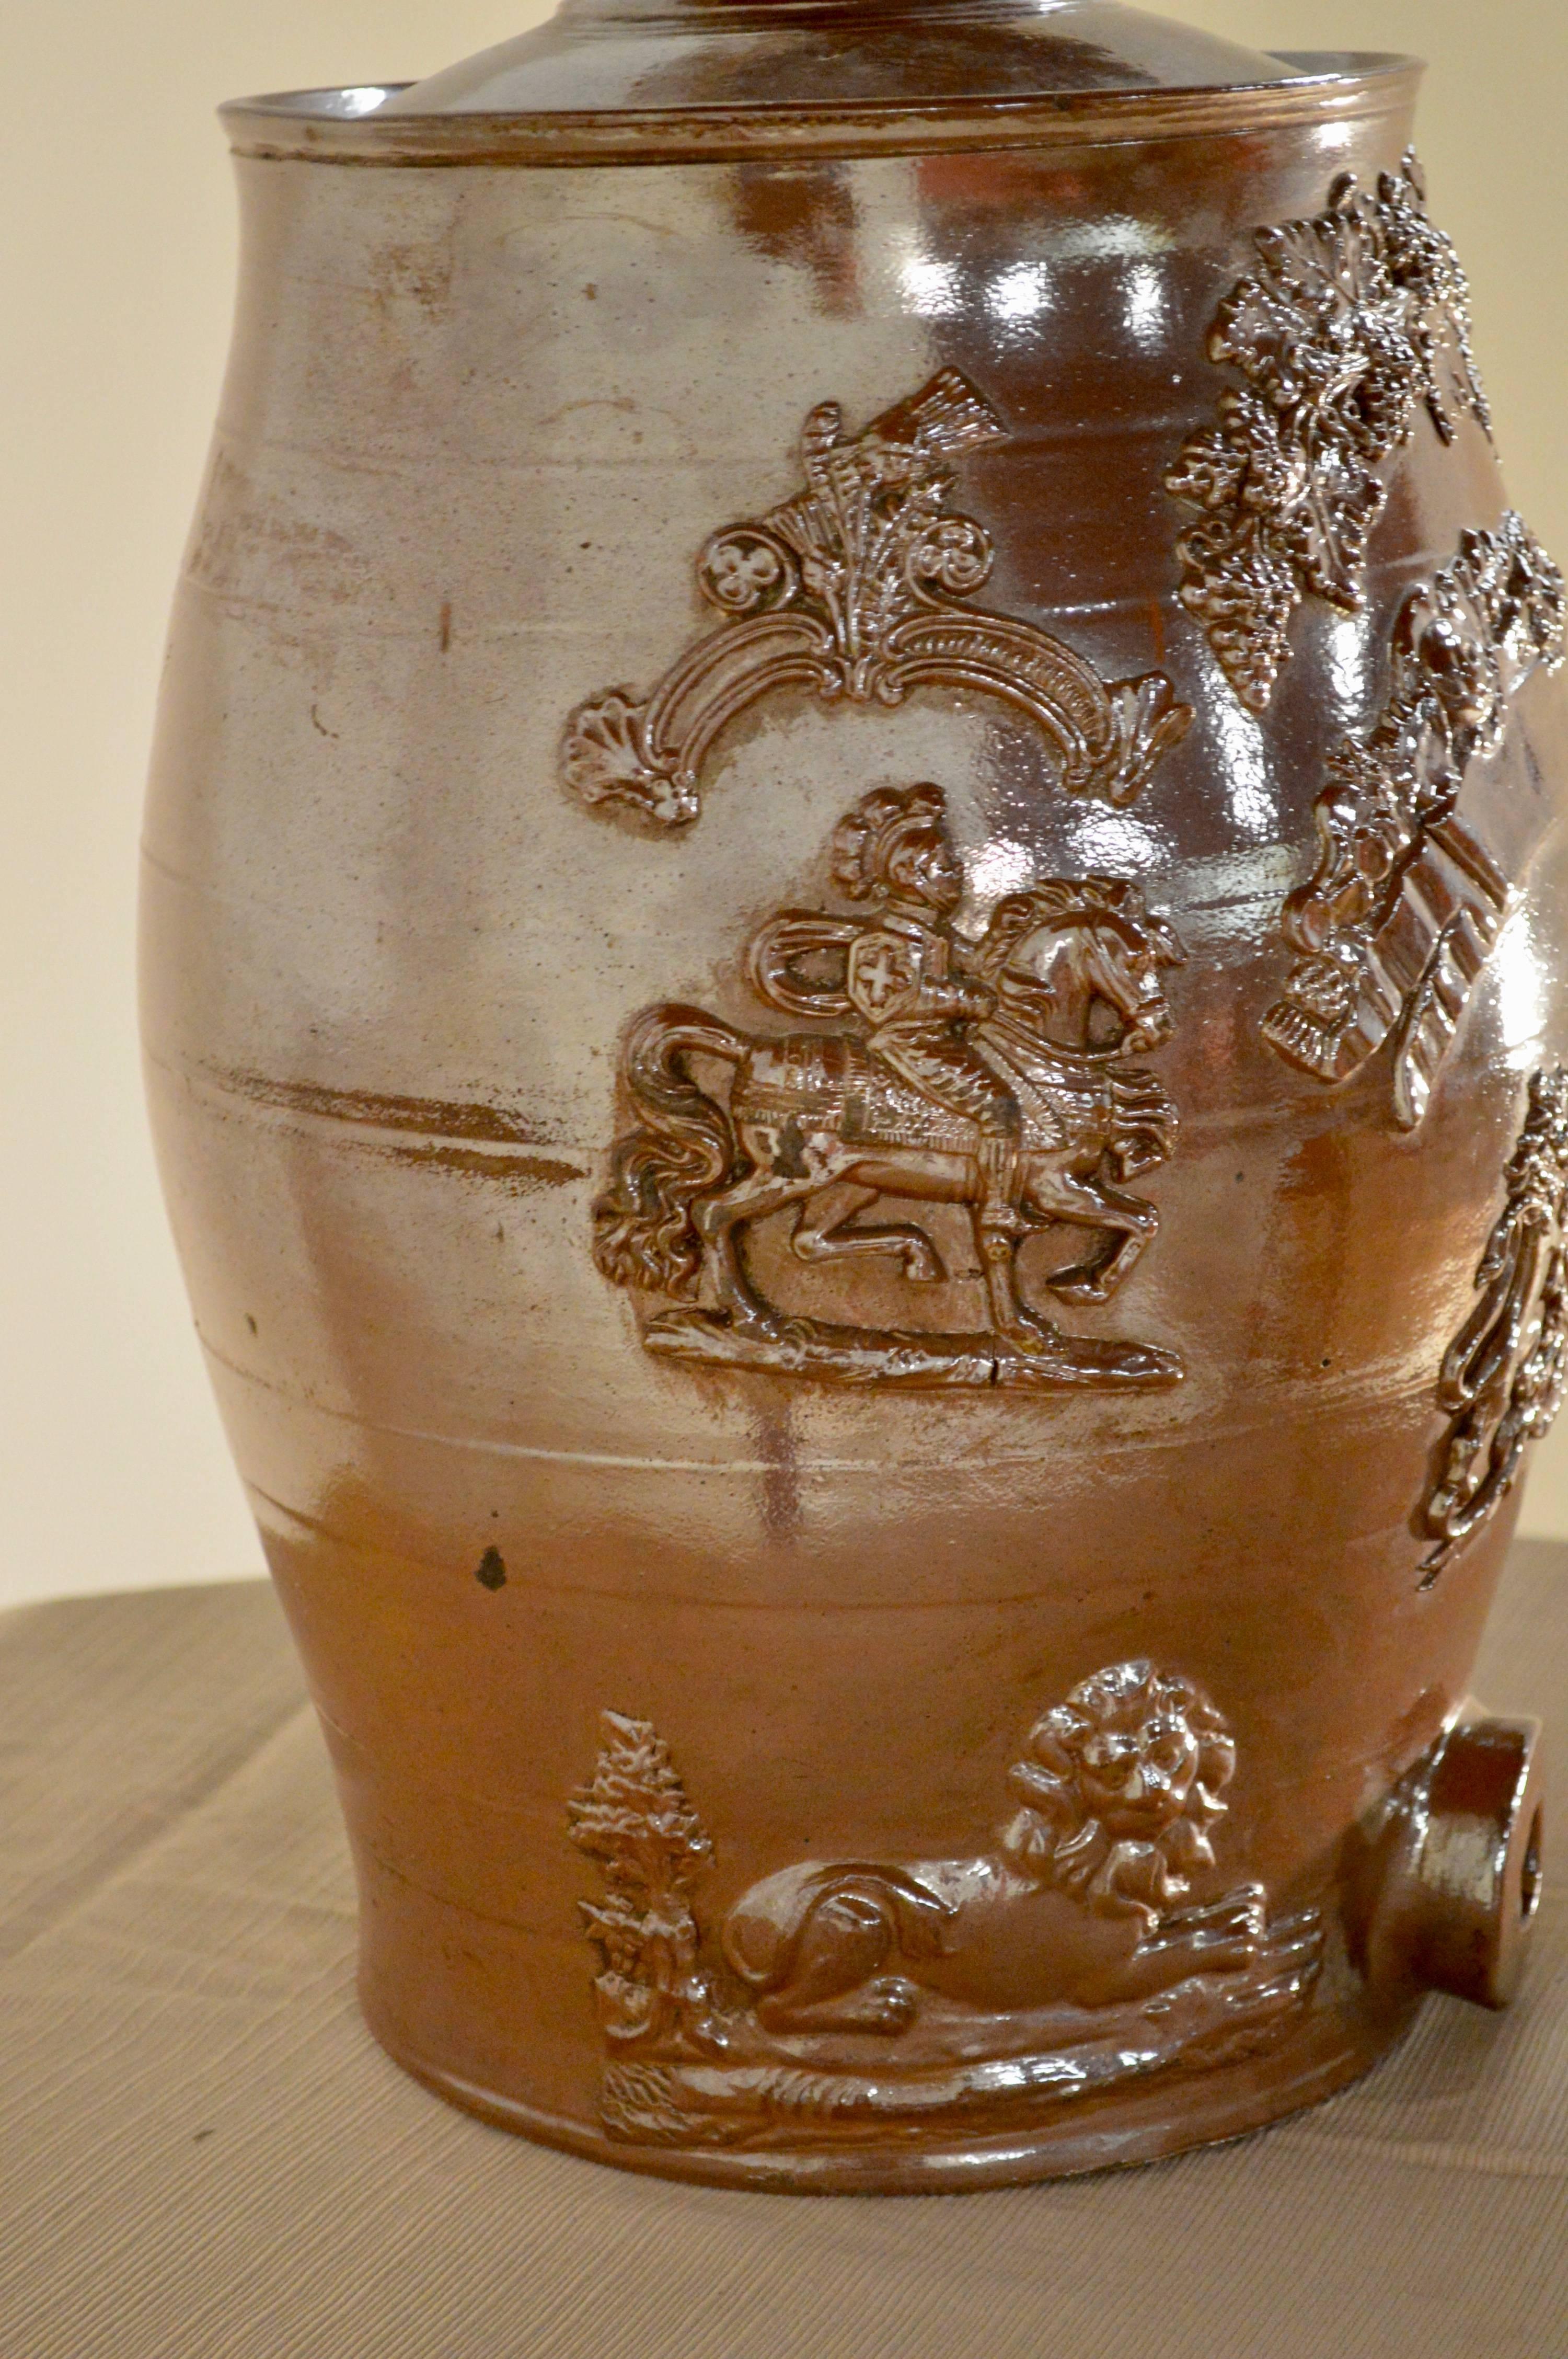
[831,783,951,902]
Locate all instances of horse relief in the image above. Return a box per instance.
[568,1664,1323,2152]
[593,783,1186,1389]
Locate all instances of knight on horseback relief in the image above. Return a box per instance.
[594,783,1187,1389]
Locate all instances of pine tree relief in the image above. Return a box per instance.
[567,1711,721,2053]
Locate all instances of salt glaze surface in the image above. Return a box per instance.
[142,4,1564,2188]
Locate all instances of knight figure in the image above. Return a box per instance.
[832,785,1027,1254]
[594,777,1186,1389]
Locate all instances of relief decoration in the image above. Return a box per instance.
[1168,154,1493,714]
[1422,1067,1568,1585]
[593,783,1185,1389]
[1264,514,1565,1129]
[563,370,1191,827]
[568,1665,1323,2151]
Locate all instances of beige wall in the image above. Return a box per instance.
[2,2,1564,1606]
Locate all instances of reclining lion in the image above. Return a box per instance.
[720,1662,1277,2036]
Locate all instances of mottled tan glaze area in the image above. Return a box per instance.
[142,37,1564,2187]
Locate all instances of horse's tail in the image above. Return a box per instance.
[593,1004,747,1297]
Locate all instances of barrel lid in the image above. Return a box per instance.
[222,1,1420,163]
[379,0,1305,117]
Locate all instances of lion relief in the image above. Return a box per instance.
[1000,1660,1234,1928]
[720,1663,1266,2036]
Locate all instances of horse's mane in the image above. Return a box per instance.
[977,877,1181,977]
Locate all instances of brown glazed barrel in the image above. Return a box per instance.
[142,1,1564,2189]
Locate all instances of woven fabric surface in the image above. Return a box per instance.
[0,1547,1564,2358]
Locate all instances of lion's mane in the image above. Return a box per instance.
[999,1660,1236,1932]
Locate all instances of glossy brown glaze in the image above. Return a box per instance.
[375,0,1300,121]
[142,3,1561,2189]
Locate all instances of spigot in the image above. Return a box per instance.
[1350,1710,1544,2010]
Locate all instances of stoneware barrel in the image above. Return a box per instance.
[142,0,1565,2190]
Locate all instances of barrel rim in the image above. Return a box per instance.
[219,52,1423,168]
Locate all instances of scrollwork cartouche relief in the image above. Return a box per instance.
[1422,1067,1568,1585]
[593,783,1185,1389]
[562,370,1191,827]
[568,1665,1322,2151]
[1264,514,1565,1129]
[1167,154,1493,715]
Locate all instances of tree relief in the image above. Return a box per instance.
[1422,1068,1568,1586]
[562,370,1191,827]
[567,1665,1322,2152]
[1264,514,1566,1130]
[1168,153,1493,715]
[592,782,1185,1390]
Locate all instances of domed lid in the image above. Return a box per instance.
[222,1,1417,164]
[380,0,1304,118]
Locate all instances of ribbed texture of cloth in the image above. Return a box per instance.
[0,1550,1564,2358]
